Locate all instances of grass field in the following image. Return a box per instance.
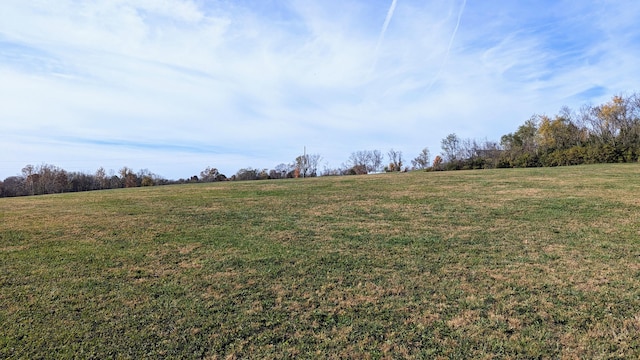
[2,164,640,358]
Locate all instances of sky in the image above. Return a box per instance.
[2,0,640,180]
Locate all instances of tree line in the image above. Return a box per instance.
[0,147,415,197]
[437,93,640,170]
[0,164,167,197]
[2,93,639,198]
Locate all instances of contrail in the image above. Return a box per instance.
[370,0,398,75]
[427,0,467,90]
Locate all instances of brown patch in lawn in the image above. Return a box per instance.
[0,245,30,252]
[404,311,441,328]
[491,312,523,330]
[178,243,201,254]
[447,310,480,328]
[494,187,544,200]
[179,259,203,269]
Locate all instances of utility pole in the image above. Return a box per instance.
[303,146,306,178]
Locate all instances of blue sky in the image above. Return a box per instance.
[1,0,639,179]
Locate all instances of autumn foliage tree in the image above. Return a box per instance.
[432,155,443,170]
[491,93,640,167]
[584,94,640,161]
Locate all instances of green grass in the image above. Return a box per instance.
[2,164,640,358]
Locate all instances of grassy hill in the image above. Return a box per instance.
[2,164,640,358]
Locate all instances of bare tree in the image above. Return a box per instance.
[348,150,384,174]
[95,167,108,190]
[22,165,36,195]
[411,148,431,170]
[370,150,384,173]
[119,167,138,188]
[54,168,68,193]
[1,176,26,197]
[460,138,479,160]
[137,169,158,187]
[296,153,322,177]
[321,165,342,176]
[271,163,295,179]
[387,149,403,172]
[307,154,321,177]
[200,167,221,182]
[235,168,258,181]
[347,151,369,173]
[440,133,462,163]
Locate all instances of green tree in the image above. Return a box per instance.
[440,134,461,163]
[500,118,540,167]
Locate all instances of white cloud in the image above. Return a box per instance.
[1,0,640,179]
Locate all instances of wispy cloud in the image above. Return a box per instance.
[1,1,640,178]
[426,0,466,91]
[370,0,398,74]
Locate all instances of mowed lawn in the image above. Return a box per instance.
[1,164,640,358]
